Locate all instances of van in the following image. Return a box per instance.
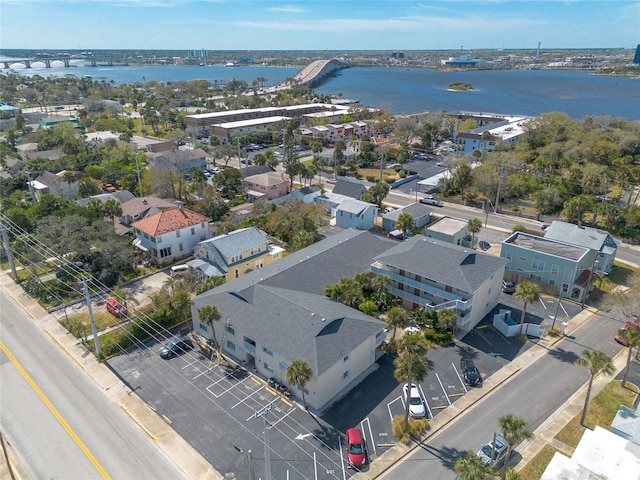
[170,264,189,277]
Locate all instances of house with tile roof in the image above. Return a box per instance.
[192,229,394,413]
[131,206,211,265]
[188,227,283,282]
[372,235,508,334]
[543,221,617,275]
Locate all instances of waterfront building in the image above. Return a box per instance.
[452,112,532,155]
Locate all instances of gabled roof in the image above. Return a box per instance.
[374,235,508,293]
[331,179,367,199]
[337,199,376,215]
[296,185,321,195]
[240,165,275,178]
[194,284,384,376]
[201,227,267,258]
[544,221,617,253]
[76,190,135,207]
[132,207,209,236]
[383,202,431,220]
[244,171,287,186]
[120,196,176,216]
[23,149,64,161]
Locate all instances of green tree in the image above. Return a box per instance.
[497,414,533,468]
[575,349,614,426]
[514,281,541,334]
[385,306,409,343]
[467,217,482,248]
[285,359,313,408]
[172,291,193,331]
[620,325,640,388]
[191,168,207,195]
[394,333,430,428]
[103,198,122,225]
[198,305,221,353]
[371,274,392,308]
[437,308,458,333]
[361,181,390,207]
[396,212,414,240]
[455,451,493,480]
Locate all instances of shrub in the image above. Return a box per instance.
[424,328,455,345]
[391,415,429,444]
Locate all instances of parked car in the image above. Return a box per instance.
[159,336,193,359]
[326,143,335,148]
[403,383,427,418]
[502,280,516,294]
[478,241,491,251]
[420,196,444,207]
[615,320,640,346]
[345,427,367,469]
[105,298,128,317]
[460,358,481,386]
[476,434,509,467]
[413,153,430,160]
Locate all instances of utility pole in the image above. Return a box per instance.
[581,257,600,309]
[254,406,272,480]
[81,278,101,357]
[135,153,143,196]
[551,286,563,331]
[494,158,505,214]
[0,221,18,281]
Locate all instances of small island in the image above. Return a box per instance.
[448,82,474,91]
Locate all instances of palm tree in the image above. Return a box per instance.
[514,281,541,335]
[371,274,392,308]
[172,291,193,331]
[467,217,482,248]
[191,169,207,195]
[396,213,414,240]
[394,333,430,428]
[455,451,493,480]
[285,359,313,408]
[103,198,122,226]
[437,308,458,333]
[385,306,409,343]
[575,349,614,426]
[497,414,533,468]
[620,325,640,388]
[198,305,221,352]
[62,171,76,197]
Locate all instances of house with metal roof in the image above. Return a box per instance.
[334,199,378,230]
[191,229,394,413]
[543,221,617,274]
[189,227,283,282]
[372,235,508,334]
[500,231,597,302]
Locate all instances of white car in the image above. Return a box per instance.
[403,383,427,418]
[476,434,509,466]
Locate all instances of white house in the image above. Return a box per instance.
[131,206,210,265]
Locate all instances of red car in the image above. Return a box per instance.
[106,298,128,317]
[345,427,367,469]
[615,320,640,346]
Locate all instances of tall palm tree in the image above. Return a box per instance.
[172,291,193,331]
[191,169,207,195]
[467,217,482,248]
[103,198,122,226]
[198,305,221,352]
[371,274,392,308]
[437,308,458,333]
[513,281,541,335]
[497,414,533,468]
[285,359,313,408]
[396,213,414,240]
[620,325,640,388]
[575,349,614,426]
[394,333,430,428]
[455,451,493,480]
[385,306,409,343]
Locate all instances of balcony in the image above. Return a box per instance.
[387,286,472,312]
[372,265,468,304]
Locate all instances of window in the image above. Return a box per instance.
[505,252,512,260]
[343,370,349,380]
[549,279,556,286]
[226,340,236,351]
[191,227,195,235]
[529,274,542,282]
[199,322,207,332]
[343,354,349,363]
[226,325,235,335]
[564,268,573,279]
[157,236,162,243]
[551,264,559,275]
[159,247,172,258]
[262,346,273,356]
[176,230,181,238]
[562,283,569,294]
[264,363,274,373]
[179,243,183,252]
[532,259,545,271]
[518,256,527,262]
[235,269,239,278]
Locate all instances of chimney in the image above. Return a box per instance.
[176,201,183,209]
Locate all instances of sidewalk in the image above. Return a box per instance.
[0,270,221,480]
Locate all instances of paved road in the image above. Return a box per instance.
[377,311,623,479]
[0,288,185,480]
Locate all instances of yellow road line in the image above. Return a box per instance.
[0,341,111,479]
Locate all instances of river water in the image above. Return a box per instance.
[3,60,639,120]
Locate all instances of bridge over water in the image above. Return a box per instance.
[275,59,348,89]
[2,54,128,69]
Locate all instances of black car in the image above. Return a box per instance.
[502,280,516,294]
[460,358,481,386]
[159,336,193,359]
[478,240,491,251]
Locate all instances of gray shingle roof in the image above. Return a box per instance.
[544,221,617,253]
[193,284,384,376]
[383,202,431,220]
[374,235,508,292]
[331,179,366,199]
[204,227,268,258]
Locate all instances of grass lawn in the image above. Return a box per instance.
[602,262,636,293]
[518,444,558,480]
[555,379,639,448]
[63,310,124,335]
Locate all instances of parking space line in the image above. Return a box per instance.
[230,385,266,409]
[539,297,548,309]
[452,362,468,393]
[181,358,201,370]
[361,418,377,456]
[435,373,451,405]
[245,397,281,422]
[386,396,403,421]
[418,384,433,418]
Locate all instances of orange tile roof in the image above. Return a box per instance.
[132,207,210,236]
